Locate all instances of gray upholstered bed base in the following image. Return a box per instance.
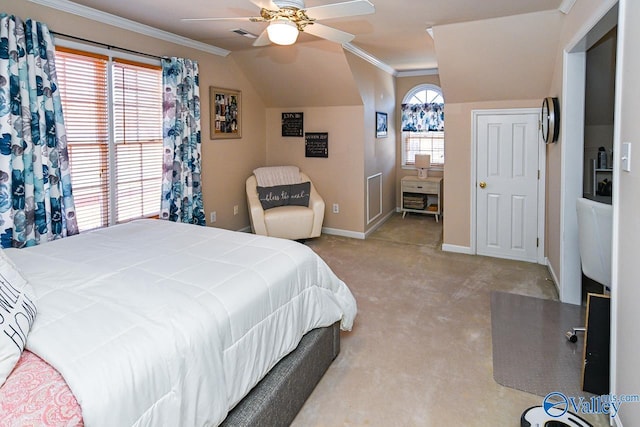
[220,321,341,427]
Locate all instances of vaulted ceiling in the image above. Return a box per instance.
[60,0,565,73]
[38,0,571,104]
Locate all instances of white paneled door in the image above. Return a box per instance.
[476,112,540,262]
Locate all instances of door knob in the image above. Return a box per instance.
[479,181,487,189]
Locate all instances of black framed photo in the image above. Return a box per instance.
[376,111,388,138]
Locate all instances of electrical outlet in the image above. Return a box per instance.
[332,203,339,214]
[210,211,216,223]
[233,205,239,215]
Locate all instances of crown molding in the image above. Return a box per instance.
[342,43,438,78]
[27,0,230,57]
[342,42,397,76]
[396,68,439,77]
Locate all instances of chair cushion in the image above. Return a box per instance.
[264,206,314,240]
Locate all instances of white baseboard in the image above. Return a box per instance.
[442,243,473,254]
[364,210,395,238]
[545,257,561,296]
[322,227,365,240]
[323,209,395,240]
[236,225,252,233]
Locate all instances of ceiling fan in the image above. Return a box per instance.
[183,0,375,46]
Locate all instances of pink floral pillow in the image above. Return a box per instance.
[0,249,37,387]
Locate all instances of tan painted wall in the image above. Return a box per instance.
[231,41,362,108]
[345,52,397,233]
[546,136,562,276]
[265,106,365,232]
[434,10,562,103]
[4,0,267,232]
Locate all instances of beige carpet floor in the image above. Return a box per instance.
[292,213,608,427]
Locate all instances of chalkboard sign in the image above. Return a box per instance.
[305,132,328,158]
[282,112,304,137]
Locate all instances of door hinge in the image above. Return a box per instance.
[538,170,540,180]
[536,238,539,247]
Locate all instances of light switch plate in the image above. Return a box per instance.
[622,142,632,172]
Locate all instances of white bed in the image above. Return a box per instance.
[4,219,356,426]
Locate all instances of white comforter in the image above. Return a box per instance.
[5,220,356,426]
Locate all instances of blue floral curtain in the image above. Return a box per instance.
[401,102,445,132]
[0,14,78,248]
[160,57,205,226]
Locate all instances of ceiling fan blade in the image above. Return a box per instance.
[253,29,272,47]
[303,23,354,44]
[250,0,279,10]
[305,0,375,21]
[181,16,257,22]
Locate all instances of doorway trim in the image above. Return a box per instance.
[470,108,546,264]
[559,2,619,421]
[559,1,619,307]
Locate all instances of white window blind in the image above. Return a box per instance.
[112,60,163,223]
[56,48,162,232]
[404,131,445,165]
[56,48,110,232]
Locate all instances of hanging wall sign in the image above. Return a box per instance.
[305,132,328,158]
[282,112,304,137]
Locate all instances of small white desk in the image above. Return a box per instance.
[401,176,443,222]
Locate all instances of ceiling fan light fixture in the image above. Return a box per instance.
[267,19,299,45]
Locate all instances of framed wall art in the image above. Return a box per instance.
[305,132,328,158]
[376,111,388,138]
[282,112,304,137]
[210,87,241,139]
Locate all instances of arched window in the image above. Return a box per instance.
[401,84,444,166]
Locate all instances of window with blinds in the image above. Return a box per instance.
[56,48,163,232]
[401,85,445,166]
[112,61,163,223]
[404,130,445,165]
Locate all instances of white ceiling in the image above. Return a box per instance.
[66,0,565,72]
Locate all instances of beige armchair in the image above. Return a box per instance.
[246,168,325,240]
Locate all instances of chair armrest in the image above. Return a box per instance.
[298,172,325,238]
[308,184,325,238]
[246,176,268,235]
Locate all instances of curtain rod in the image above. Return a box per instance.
[51,31,166,61]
